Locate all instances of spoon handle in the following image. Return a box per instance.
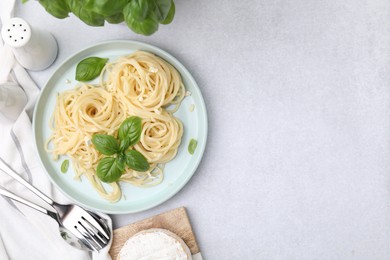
[0,187,57,220]
[0,158,55,206]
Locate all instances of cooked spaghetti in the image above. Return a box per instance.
[48,51,185,202]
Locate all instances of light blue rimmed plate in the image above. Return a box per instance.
[33,40,207,214]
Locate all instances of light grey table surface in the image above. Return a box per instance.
[14,0,390,259]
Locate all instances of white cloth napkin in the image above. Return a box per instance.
[0,1,112,259]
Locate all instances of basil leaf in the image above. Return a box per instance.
[125,150,149,172]
[61,159,69,173]
[105,12,124,24]
[149,0,171,22]
[75,57,108,81]
[92,134,119,155]
[67,0,105,26]
[77,10,105,26]
[160,0,175,25]
[38,0,70,19]
[118,116,142,151]
[127,0,150,21]
[84,0,128,17]
[188,139,197,155]
[117,154,126,171]
[96,157,123,183]
[124,3,159,36]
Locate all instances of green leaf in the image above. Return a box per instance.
[96,157,123,183]
[61,159,69,173]
[160,0,175,24]
[84,0,128,17]
[77,11,105,26]
[125,150,149,172]
[124,2,159,35]
[188,138,197,155]
[92,134,119,155]
[67,0,105,26]
[117,154,127,171]
[105,12,124,24]
[149,0,171,22]
[38,0,70,19]
[127,0,150,21]
[118,116,142,151]
[75,57,108,81]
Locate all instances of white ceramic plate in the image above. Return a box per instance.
[33,40,207,214]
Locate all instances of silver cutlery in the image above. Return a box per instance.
[0,187,95,251]
[0,158,111,251]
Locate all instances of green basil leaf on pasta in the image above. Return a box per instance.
[118,116,142,151]
[117,153,126,172]
[61,159,69,173]
[96,157,123,183]
[92,134,119,155]
[188,138,197,155]
[125,150,149,172]
[75,57,108,81]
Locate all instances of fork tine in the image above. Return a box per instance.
[81,217,109,244]
[75,223,103,250]
[81,213,110,240]
[80,219,108,246]
[72,226,99,252]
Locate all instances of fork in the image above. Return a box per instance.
[0,187,104,251]
[0,158,111,251]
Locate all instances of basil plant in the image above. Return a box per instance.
[24,0,175,36]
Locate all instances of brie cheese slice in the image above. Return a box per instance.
[118,228,192,260]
